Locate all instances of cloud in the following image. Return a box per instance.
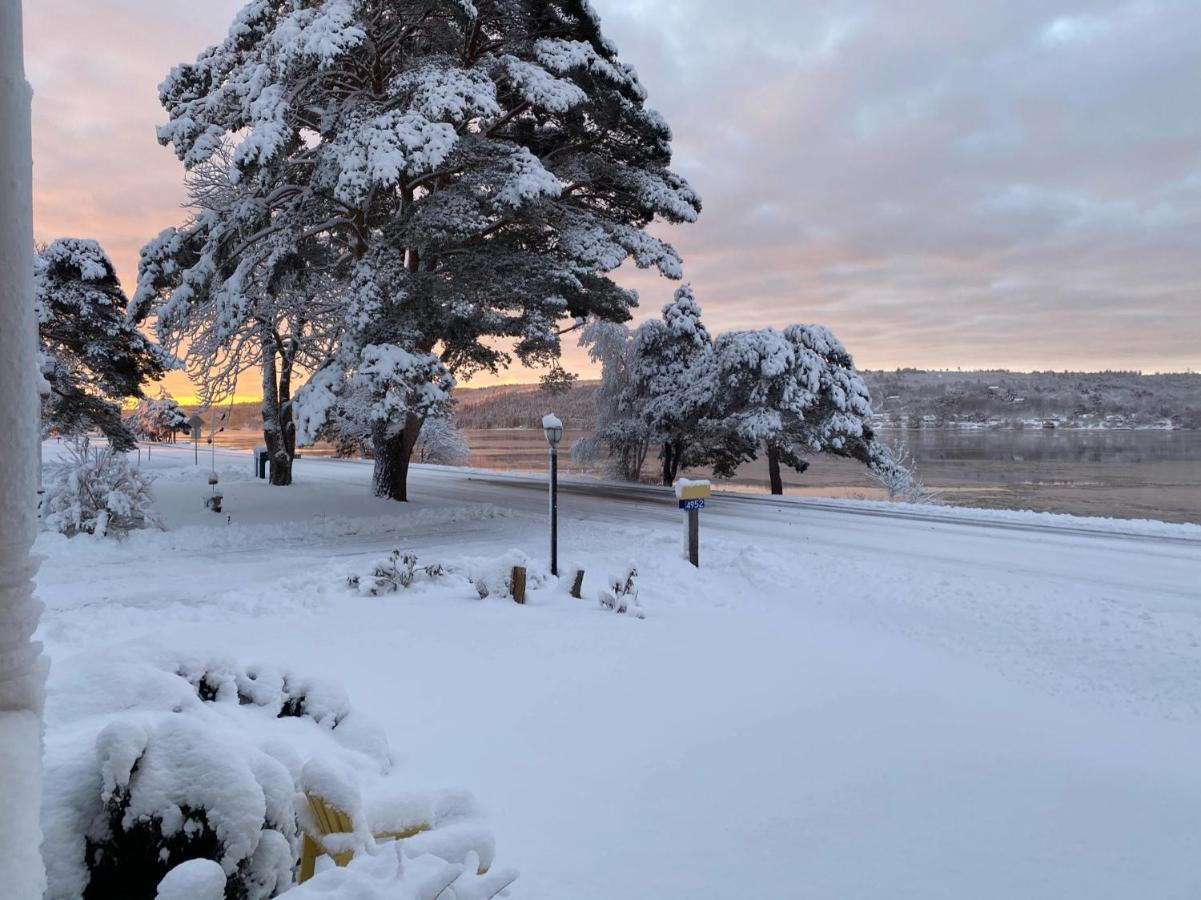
[24,0,1201,394]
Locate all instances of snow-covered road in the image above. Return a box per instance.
[34,447,1201,899]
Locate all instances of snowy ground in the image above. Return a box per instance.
[34,442,1201,899]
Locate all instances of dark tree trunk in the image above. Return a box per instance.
[661,440,685,486]
[259,328,293,486]
[371,414,423,501]
[767,442,784,495]
[279,341,296,462]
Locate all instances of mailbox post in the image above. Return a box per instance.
[673,478,711,567]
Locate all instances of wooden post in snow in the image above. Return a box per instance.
[0,0,49,893]
[511,566,527,604]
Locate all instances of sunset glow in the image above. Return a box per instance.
[25,0,1201,404]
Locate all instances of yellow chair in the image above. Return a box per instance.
[298,792,431,883]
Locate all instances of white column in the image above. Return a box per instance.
[0,0,49,894]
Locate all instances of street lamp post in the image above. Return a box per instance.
[542,413,563,576]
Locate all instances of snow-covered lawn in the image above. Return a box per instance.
[35,443,1201,899]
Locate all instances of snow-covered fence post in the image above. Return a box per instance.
[674,479,711,568]
[0,0,49,893]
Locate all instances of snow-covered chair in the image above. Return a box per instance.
[298,792,430,881]
[296,764,496,884]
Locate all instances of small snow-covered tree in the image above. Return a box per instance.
[572,317,650,482]
[37,239,172,451]
[868,436,940,504]
[147,0,699,502]
[630,285,716,485]
[129,389,189,443]
[415,415,470,465]
[707,324,881,495]
[41,437,159,537]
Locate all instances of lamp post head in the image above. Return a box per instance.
[541,413,563,447]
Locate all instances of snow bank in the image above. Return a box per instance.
[284,841,517,900]
[34,503,514,564]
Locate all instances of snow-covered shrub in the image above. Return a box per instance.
[348,551,448,596]
[85,716,298,900]
[415,415,470,466]
[42,436,160,536]
[598,565,644,618]
[464,550,548,601]
[869,439,942,504]
[155,859,227,900]
[43,653,511,900]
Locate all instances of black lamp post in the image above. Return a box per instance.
[542,413,563,576]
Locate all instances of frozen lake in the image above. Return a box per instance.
[200,426,1201,524]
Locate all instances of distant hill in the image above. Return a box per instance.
[451,370,1201,431]
[180,370,1201,434]
[453,382,598,429]
[866,370,1201,429]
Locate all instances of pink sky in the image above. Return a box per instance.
[25,0,1201,402]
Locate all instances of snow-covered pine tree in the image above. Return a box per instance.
[572,317,651,482]
[129,389,189,443]
[36,239,172,451]
[630,284,716,485]
[142,0,699,501]
[708,324,881,495]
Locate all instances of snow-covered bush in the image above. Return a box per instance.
[42,436,160,536]
[43,653,511,900]
[348,551,448,596]
[155,859,227,900]
[415,415,470,466]
[869,439,941,504]
[599,565,644,619]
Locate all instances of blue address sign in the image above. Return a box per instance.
[679,498,705,511]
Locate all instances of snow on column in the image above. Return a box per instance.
[0,0,49,895]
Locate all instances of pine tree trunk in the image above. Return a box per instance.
[371,415,423,502]
[661,440,685,486]
[0,1,48,888]
[661,441,675,486]
[259,329,292,486]
[767,443,784,495]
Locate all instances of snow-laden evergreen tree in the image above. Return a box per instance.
[630,284,716,485]
[128,389,189,443]
[572,317,650,482]
[707,324,882,495]
[37,239,172,451]
[140,0,699,501]
[135,144,343,486]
